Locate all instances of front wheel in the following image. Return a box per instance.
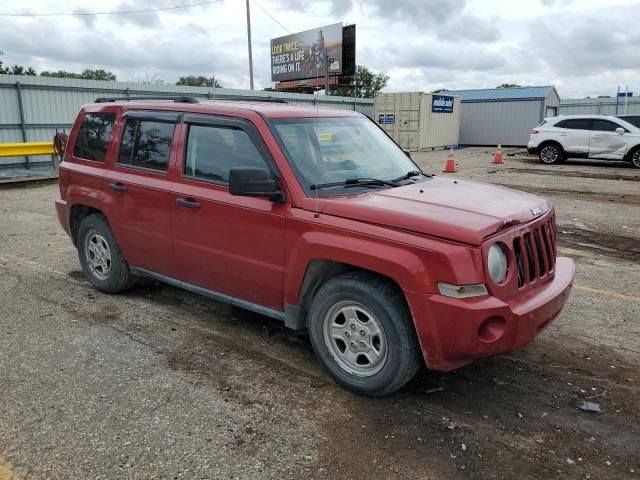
[539,143,563,164]
[308,272,422,396]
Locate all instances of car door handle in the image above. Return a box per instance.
[109,182,128,192]
[176,198,201,209]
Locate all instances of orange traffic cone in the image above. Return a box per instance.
[492,144,504,164]
[442,147,457,173]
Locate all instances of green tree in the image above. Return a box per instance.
[431,88,448,94]
[176,75,222,87]
[81,69,116,81]
[0,64,37,75]
[41,70,83,79]
[329,65,389,98]
[496,83,522,88]
[41,69,116,81]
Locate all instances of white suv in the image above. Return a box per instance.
[527,115,640,168]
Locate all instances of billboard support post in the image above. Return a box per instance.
[324,57,331,94]
[245,0,254,90]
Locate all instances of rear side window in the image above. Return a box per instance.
[184,125,267,183]
[557,119,591,130]
[592,119,624,132]
[73,113,116,161]
[117,120,175,172]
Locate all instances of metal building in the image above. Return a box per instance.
[442,86,560,146]
[373,92,461,151]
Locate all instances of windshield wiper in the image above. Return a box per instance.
[391,170,428,183]
[310,177,397,191]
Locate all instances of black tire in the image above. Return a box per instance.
[307,272,422,396]
[538,142,564,165]
[628,146,640,169]
[76,214,136,293]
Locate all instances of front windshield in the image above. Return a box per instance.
[270,116,421,195]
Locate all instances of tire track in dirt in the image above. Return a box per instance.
[557,227,640,262]
[504,167,640,183]
[501,185,640,206]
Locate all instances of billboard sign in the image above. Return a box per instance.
[432,95,454,113]
[271,23,344,82]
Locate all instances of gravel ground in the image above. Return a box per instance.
[1,149,639,479]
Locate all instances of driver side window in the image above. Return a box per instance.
[592,120,624,132]
[184,125,268,183]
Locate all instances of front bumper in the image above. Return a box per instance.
[405,257,575,371]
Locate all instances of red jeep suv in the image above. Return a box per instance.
[55,96,575,395]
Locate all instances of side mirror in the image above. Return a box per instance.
[229,167,284,202]
[615,127,625,134]
[402,148,412,159]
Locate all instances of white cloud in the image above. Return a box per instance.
[0,0,639,97]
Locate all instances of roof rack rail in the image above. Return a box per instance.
[94,96,199,104]
[214,95,288,104]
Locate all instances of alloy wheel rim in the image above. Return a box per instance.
[540,146,559,164]
[85,231,112,280]
[633,150,640,167]
[322,300,388,377]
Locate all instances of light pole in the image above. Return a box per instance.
[245,0,254,90]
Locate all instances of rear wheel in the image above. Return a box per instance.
[629,147,640,169]
[307,272,422,396]
[539,143,563,165]
[77,214,136,293]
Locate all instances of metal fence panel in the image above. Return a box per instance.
[0,86,21,124]
[560,97,640,116]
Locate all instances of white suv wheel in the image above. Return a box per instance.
[540,144,561,164]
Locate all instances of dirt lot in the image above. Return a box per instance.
[1,148,638,479]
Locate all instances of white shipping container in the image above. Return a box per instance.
[374,92,461,151]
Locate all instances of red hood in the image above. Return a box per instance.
[314,177,551,245]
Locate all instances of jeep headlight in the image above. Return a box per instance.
[488,243,508,284]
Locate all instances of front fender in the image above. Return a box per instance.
[283,211,484,307]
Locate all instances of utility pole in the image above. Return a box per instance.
[245,0,254,90]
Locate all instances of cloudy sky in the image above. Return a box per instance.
[1,0,639,98]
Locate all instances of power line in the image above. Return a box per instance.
[250,0,292,34]
[0,0,222,17]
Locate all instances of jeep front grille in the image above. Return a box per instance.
[513,215,556,288]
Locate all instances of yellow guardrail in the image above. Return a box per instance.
[0,141,56,157]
